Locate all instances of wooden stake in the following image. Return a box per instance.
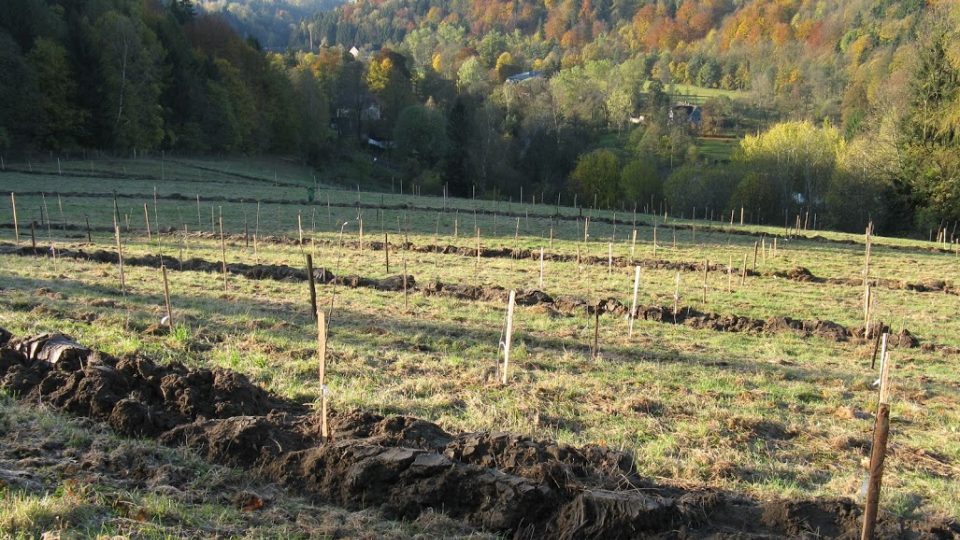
[592,305,600,359]
[298,211,304,247]
[10,193,19,245]
[161,265,174,331]
[702,259,708,304]
[402,255,409,311]
[631,229,637,258]
[584,216,590,243]
[113,198,126,296]
[317,310,329,440]
[254,201,260,263]
[501,290,516,384]
[740,254,747,286]
[476,228,481,272]
[673,272,680,318]
[861,333,893,540]
[384,232,390,273]
[607,242,613,274]
[85,216,92,244]
[539,246,544,289]
[57,194,66,233]
[727,255,733,293]
[30,220,36,253]
[752,241,759,271]
[653,226,657,258]
[219,211,227,292]
[144,203,152,241]
[629,266,641,336]
[306,254,318,320]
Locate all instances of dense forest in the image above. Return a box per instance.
[1,0,959,235]
[0,0,333,160]
[196,0,344,50]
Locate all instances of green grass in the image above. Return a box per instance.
[0,156,958,527]
[697,136,739,162]
[643,81,747,104]
[0,394,489,539]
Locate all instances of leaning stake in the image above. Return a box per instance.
[629,266,641,336]
[306,254,318,320]
[10,193,19,245]
[501,290,516,384]
[317,310,329,440]
[861,333,893,540]
[161,264,174,331]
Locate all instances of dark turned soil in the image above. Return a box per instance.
[0,329,956,539]
[0,243,930,352]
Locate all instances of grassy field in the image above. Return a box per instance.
[0,157,958,533]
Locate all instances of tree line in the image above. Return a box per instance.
[0,0,332,160]
[2,0,959,237]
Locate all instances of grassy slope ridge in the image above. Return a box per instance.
[0,157,957,532]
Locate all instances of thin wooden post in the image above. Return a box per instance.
[539,246,545,289]
[85,216,92,244]
[501,290,516,384]
[384,232,390,273]
[584,217,590,242]
[861,333,893,540]
[161,265,174,331]
[317,310,329,440]
[864,284,873,338]
[254,201,260,263]
[740,254,748,286]
[702,259,708,303]
[30,221,36,253]
[144,203,152,241]
[592,305,600,359]
[740,206,744,226]
[57,194,66,233]
[113,198,126,296]
[673,272,681,318]
[306,254,318,320]
[653,226,657,258]
[402,255,409,311]
[629,266,641,336]
[607,242,613,274]
[727,255,733,293]
[298,211,304,247]
[219,211,227,292]
[475,228,481,272]
[752,241,759,271]
[359,216,364,252]
[10,193,19,245]
[631,229,637,258]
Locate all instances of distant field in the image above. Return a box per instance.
[697,136,740,162]
[0,157,958,533]
[644,81,746,104]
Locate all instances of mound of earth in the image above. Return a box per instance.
[0,328,955,538]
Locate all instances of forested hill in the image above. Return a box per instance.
[300,0,924,121]
[1,0,958,237]
[0,0,332,159]
[196,0,345,49]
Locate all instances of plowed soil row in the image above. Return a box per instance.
[0,330,955,538]
[4,218,953,297]
[4,186,953,255]
[0,243,928,350]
